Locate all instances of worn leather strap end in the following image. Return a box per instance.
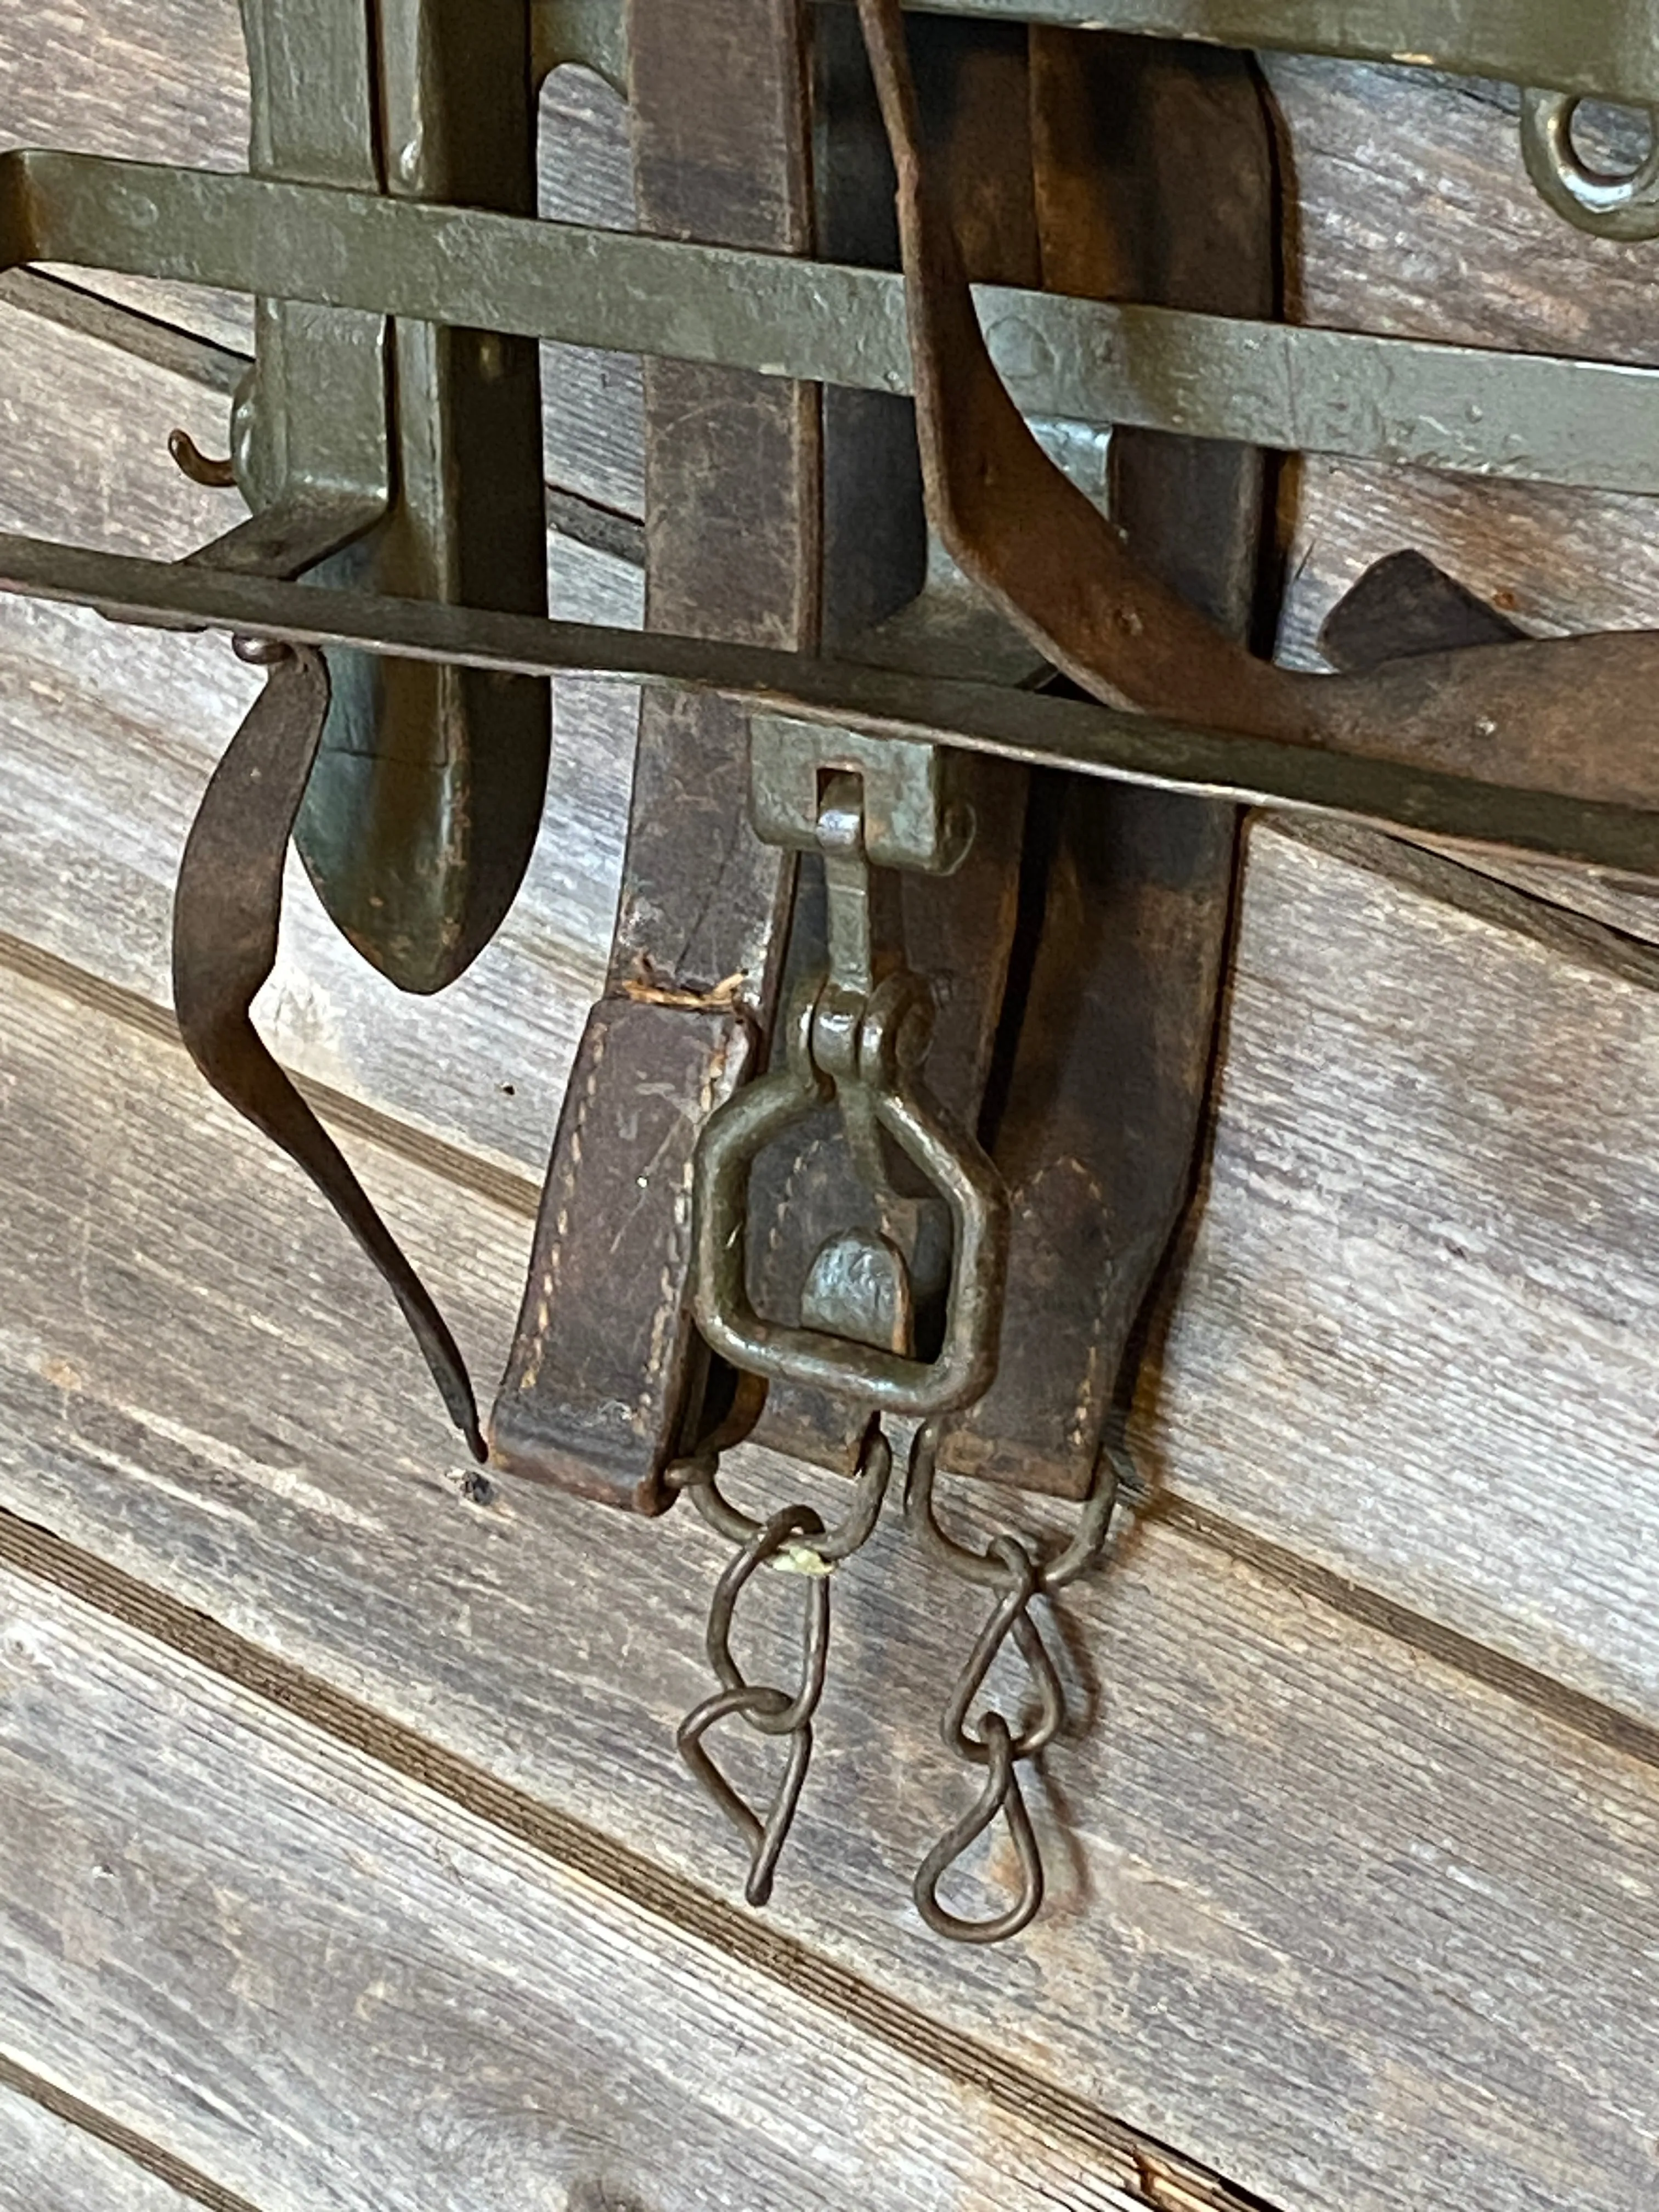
[489,0,818,1509]
[174,641,486,1462]
[935,26,1282,1499]
[490,995,758,1514]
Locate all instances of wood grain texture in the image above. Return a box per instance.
[0,297,634,1179]
[0,4,645,514]
[0,0,251,350]
[0,1565,1178,2212]
[0,2079,210,2212]
[1265,54,1659,939]
[3,33,1658,1819]
[3,953,1659,2212]
[0,16,645,1182]
[538,63,646,521]
[5,22,1659,2212]
[1133,817,1659,1729]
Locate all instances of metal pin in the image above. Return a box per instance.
[168,428,237,489]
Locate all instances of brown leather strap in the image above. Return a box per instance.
[173,641,484,1459]
[939,27,1282,1497]
[491,0,819,1510]
[744,12,1037,1473]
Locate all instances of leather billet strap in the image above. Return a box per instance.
[490,0,819,1511]
[173,640,486,1460]
[754,16,1285,1500]
[939,27,1282,1497]
[742,10,1036,1475]
[498,1,1288,1509]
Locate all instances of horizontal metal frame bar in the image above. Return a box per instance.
[534,0,1659,110]
[4,528,1657,877]
[913,0,1659,109]
[5,150,1659,495]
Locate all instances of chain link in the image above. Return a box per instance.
[904,1420,1120,1943]
[667,1408,1120,1937]
[668,1409,893,1908]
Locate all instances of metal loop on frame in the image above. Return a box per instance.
[1521,89,1659,240]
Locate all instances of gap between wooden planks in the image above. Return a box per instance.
[0,2061,255,2212]
[0,1547,1254,2212]
[5,270,1659,1747]
[5,890,1659,1795]
[1,945,1658,2210]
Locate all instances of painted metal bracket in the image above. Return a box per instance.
[230,0,551,996]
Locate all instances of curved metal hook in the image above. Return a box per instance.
[663,1374,772,1541]
[940,1537,1065,1767]
[677,1504,833,1908]
[704,1506,832,1734]
[676,1684,815,1909]
[670,1411,894,1569]
[168,427,237,489]
[906,1419,1120,1595]
[912,1714,1045,1945]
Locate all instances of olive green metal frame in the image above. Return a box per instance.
[6,532,1658,879]
[539,0,1659,112]
[7,149,1659,495]
[4,2,1659,877]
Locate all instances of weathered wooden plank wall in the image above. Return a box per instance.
[2,1563,1198,2212]
[1,5,1658,2210]
[0,2077,213,2212]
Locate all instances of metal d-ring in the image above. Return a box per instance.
[691,973,1008,1419]
[1521,89,1659,240]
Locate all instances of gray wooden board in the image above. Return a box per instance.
[0,21,1656,1772]
[0,0,250,352]
[536,60,646,521]
[7,265,1659,1742]
[1130,819,1659,1730]
[4,18,1659,2210]
[0,2,644,516]
[1264,53,1659,941]
[0,10,646,1181]
[0,296,636,1180]
[3,954,1659,2210]
[0,1563,1169,2212]
[0,2079,206,2212]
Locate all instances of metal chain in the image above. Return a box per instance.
[904,1419,1120,1943]
[669,1404,1118,1940]
[667,1409,893,1906]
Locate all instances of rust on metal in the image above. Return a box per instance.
[855,0,1659,821]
